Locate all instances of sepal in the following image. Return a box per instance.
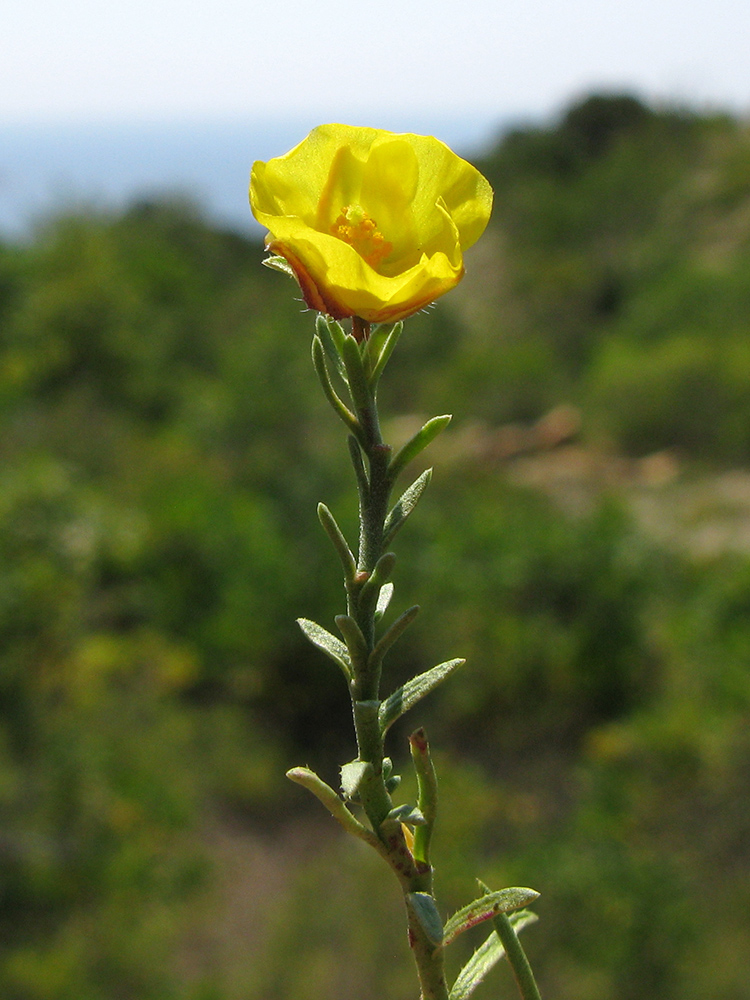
[263,254,294,276]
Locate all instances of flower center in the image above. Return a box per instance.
[331,204,393,269]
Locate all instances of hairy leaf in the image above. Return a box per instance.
[379,658,465,735]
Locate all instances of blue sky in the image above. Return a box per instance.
[2,0,749,123]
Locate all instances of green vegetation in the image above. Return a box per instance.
[0,94,749,998]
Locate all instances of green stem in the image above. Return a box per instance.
[340,321,450,1000]
[492,911,543,1000]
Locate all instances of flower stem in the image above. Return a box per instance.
[337,320,449,1000]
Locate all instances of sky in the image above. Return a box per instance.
[2,0,749,125]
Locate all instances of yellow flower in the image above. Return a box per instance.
[250,124,493,324]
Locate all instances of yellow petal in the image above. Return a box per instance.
[250,123,492,323]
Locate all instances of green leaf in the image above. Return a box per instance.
[369,605,420,669]
[409,727,438,865]
[317,503,356,582]
[297,618,352,681]
[359,552,396,618]
[340,759,373,800]
[383,469,432,547]
[312,335,360,437]
[367,321,403,384]
[407,892,444,948]
[335,614,369,668]
[381,803,426,828]
[348,435,369,493]
[442,888,539,949]
[449,913,539,1000]
[375,581,394,621]
[379,658,465,735]
[341,333,373,414]
[286,766,383,852]
[389,415,451,482]
[315,314,348,383]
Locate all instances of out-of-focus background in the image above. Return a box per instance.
[1,3,749,999]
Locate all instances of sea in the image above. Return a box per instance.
[0,114,507,242]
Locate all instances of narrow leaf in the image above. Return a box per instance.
[312,335,360,436]
[335,614,369,669]
[341,333,373,414]
[409,728,438,865]
[369,605,420,669]
[317,503,356,582]
[449,913,539,1000]
[315,314,348,383]
[359,552,396,606]
[383,469,432,548]
[407,892,444,948]
[370,321,403,384]
[348,435,369,493]
[375,581,394,621]
[389,415,451,482]
[442,888,539,949]
[297,618,351,681]
[379,658,465,735]
[286,766,383,853]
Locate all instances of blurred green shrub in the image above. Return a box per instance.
[0,90,749,997]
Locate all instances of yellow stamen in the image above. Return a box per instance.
[332,204,393,268]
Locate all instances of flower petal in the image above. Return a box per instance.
[250,124,492,323]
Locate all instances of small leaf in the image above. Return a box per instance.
[348,435,369,492]
[286,766,383,853]
[383,469,432,547]
[358,552,396,612]
[369,605,420,668]
[312,335,360,437]
[335,615,369,668]
[389,415,451,482]
[375,581,394,621]
[407,892,444,948]
[379,659,465,735]
[369,321,403,384]
[341,333,373,414]
[442,888,539,949]
[315,314,348,383]
[318,503,356,582]
[381,803,425,828]
[449,913,538,1000]
[297,618,351,681]
[340,759,372,800]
